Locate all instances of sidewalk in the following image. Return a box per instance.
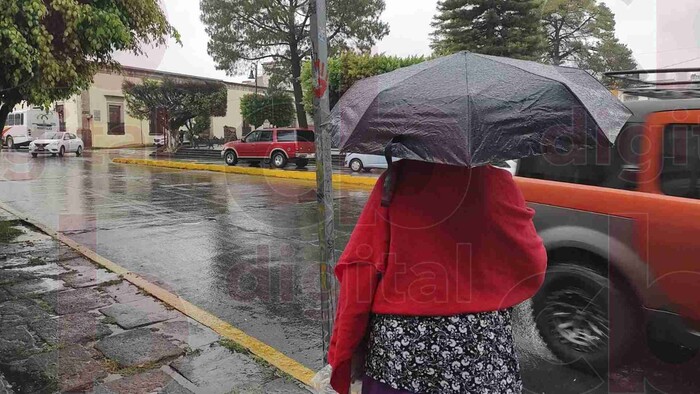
[0,209,310,393]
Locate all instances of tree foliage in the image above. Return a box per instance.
[0,0,177,130]
[542,0,637,87]
[123,79,228,152]
[579,37,638,89]
[200,0,390,128]
[431,0,546,60]
[542,0,613,65]
[240,92,296,129]
[301,52,428,113]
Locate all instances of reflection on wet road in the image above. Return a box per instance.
[1,149,698,393]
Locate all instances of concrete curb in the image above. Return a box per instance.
[0,201,317,387]
[112,157,379,188]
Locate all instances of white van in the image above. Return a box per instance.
[2,107,60,149]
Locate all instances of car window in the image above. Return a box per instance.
[296,130,314,142]
[63,133,70,140]
[19,114,24,125]
[660,124,700,199]
[259,130,273,142]
[245,131,260,142]
[69,133,77,140]
[517,123,642,191]
[277,130,295,142]
[6,114,13,126]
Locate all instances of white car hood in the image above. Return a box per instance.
[32,139,60,144]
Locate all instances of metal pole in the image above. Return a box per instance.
[310,0,336,363]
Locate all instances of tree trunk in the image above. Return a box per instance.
[167,122,180,153]
[290,52,308,129]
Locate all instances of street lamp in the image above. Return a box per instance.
[248,64,258,96]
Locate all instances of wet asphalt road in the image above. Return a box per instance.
[1,149,699,393]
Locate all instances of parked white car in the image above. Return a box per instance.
[345,153,398,173]
[29,132,84,158]
[154,135,165,147]
[2,107,59,149]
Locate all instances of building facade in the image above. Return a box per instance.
[55,66,270,149]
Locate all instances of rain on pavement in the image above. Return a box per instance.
[1,149,699,393]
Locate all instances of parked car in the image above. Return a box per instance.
[511,98,700,373]
[154,135,165,147]
[2,107,60,149]
[221,128,315,169]
[345,153,388,173]
[29,132,84,157]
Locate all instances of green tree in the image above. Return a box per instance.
[123,79,228,152]
[579,37,638,89]
[240,94,268,129]
[200,0,390,129]
[541,0,637,87]
[301,52,428,113]
[542,0,615,65]
[240,92,295,129]
[0,0,177,131]
[431,0,546,60]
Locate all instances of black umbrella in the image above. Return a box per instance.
[328,51,632,167]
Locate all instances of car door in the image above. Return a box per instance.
[69,133,79,151]
[237,131,259,158]
[635,111,700,323]
[255,130,274,157]
[62,133,71,151]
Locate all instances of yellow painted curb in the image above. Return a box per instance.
[0,202,316,387]
[112,157,379,188]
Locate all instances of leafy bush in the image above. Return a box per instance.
[240,92,295,128]
[302,52,429,113]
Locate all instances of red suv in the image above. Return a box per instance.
[221,128,315,169]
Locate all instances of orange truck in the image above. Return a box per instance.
[514,98,700,372]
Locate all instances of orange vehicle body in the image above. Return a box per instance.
[516,107,700,329]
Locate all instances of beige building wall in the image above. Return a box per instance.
[210,87,255,139]
[56,67,266,149]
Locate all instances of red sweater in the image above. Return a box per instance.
[327,160,547,394]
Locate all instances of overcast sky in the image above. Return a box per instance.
[116,0,700,82]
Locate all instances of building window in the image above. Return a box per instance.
[107,103,125,135]
[55,104,66,131]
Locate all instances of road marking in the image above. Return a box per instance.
[112,158,379,188]
[0,201,317,387]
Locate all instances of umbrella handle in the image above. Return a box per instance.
[381,138,400,207]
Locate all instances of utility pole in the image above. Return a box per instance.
[310,0,336,363]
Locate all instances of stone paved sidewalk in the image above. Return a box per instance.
[0,208,309,393]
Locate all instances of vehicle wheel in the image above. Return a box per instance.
[532,261,641,374]
[350,158,363,173]
[31,153,38,158]
[76,146,83,157]
[271,151,287,169]
[295,159,309,169]
[224,150,237,166]
[6,137,14,150]
[58,146,65,157]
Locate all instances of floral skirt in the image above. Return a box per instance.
[364,309,522,394]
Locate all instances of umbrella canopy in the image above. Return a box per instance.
[328,51,632,167]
